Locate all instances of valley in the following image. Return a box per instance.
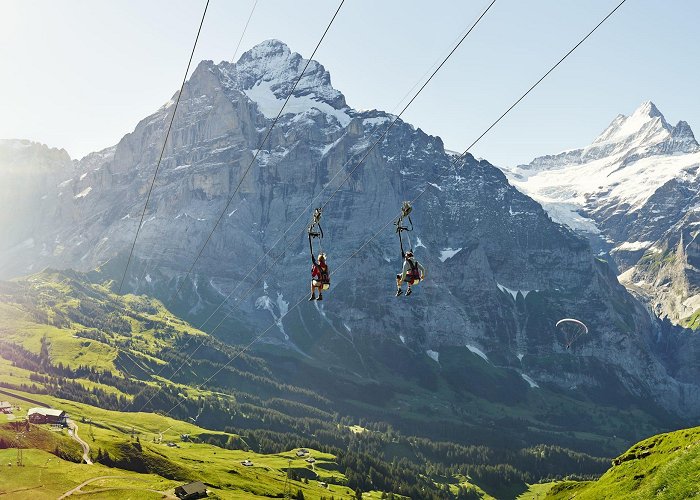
[0,270,664,498]
[0,32,698,499]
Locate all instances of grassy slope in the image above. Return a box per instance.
[1,270,690,498]
[520,426,700,499]
[0,271,206,374]
[0,448,178,500]
[0,420,82,463]
[1,271,487,498]
[0,270,666,454]
[0,389,355,499]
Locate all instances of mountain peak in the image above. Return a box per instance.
[672,120,696,139]
[236,39,291,65]
[217,40,349,124]
[593,101,670,146]
[633,100,663,119]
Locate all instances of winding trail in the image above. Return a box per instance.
[67,419,92,465]
[58,476,131,499]
[58,475,177,499]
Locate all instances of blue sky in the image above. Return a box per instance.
[1,0,697,167]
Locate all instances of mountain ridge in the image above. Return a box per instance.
[504,101,700,327]
[1,41,699,423]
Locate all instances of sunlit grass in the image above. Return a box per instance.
[533,426,700,499]
[0,388,354,499]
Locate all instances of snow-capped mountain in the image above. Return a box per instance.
[229,39,351,125]
[505,102,700,324]
[1,43,699,419]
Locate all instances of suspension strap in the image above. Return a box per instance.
[394,201,413,258]
[309,232,316,263]
[308,207,323,263]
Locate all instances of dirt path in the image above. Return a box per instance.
[67,419,93,465]
[58,476,131,499]
[58,475,177,499]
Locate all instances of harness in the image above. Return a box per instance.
[313,262,330,288]
[394,201,423,285]
[308,208,330,288]
[406,259,421,284]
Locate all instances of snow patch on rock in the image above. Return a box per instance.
[439,248,462,262]
[613,240,653,252]
[466,344,489,363]
[521,373,540,388]
[74,187,92,199]
[426,350,439,363]
[363,116,391,127]
[244,80,351,127]
[496,282,537,300]
[255,292,289,340]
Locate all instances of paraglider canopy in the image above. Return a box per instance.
[555,318,588,349]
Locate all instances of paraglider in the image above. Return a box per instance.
[394,201,425,297]
[555,318,588,349]
[308,208,329,301]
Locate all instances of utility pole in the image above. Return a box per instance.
[283,459,291,499]
[16,432,24,467]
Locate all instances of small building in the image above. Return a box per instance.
[305,457,316,464]
[241,459,254,466]
[296,448,308,456]
[27,407,67,426]
[0,402,12,414]
[175,481,207,499]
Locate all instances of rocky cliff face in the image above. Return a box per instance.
[1,42,699,418]
[0,139,78,275]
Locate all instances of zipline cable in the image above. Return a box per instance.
[319,0,497,212]
[137,0,258,296]
[138,0,493,332]
[169,0,345,302]
[132,0,500,412]
[151,0,627,418]
[163,214,397,418]
[189,0,498,334]
[118,0,211,294]
[135,0,626,417]
[126,1,345,412]
[231,0,259,63]
[455,0,628,158]
[388,6,492,116]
